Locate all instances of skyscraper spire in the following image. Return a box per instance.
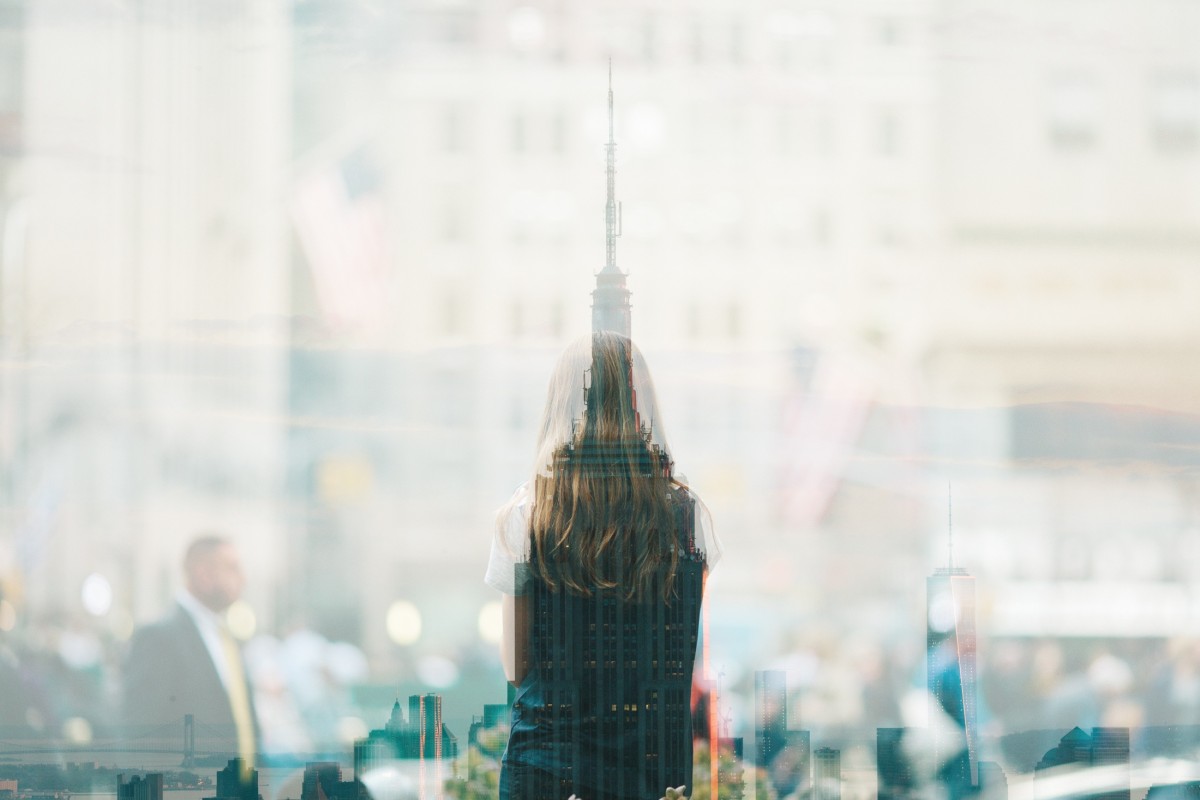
[948,481,954,570]
[592,59,631,337]
[605,58,618,275]
[928,481,978,790]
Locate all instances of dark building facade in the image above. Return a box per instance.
[1035,727,1130,800]
[516,476,705,797]
[1146,782,1200,800]
[504,126,707,790]
[205,759,258,800]
[466,703,509,772]
[877,728,915,800]
[299,763,367,800]
[117,774,163,800]
[353,695,459,777]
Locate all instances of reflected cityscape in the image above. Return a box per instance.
[3,0,1200,798]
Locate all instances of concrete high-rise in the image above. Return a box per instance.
[813,747,842,800]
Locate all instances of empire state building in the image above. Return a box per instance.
[591,62,631,338]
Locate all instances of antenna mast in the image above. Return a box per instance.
[604,58,621,274]
[590,62,632,338]
[948,481,954,570]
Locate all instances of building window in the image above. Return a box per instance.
[815,111,835,156]
[726,302,742,339]
[689,19,705,64]
[507,6,546,53]
[813,208,831,246]
[440,201,466,243]
[509,300,524,338]
[511,112,528,154]
[1048,73,1099,151]
[441,105,465,154]
[877,108,901,156]
[776,108,795,156]
[1150,72,1199,153]
[640,12,657,63]
[728,17,745,64]
[550,110,567,155]
[773,107,833,157]
[877,16,903,46]
[441,291,461,336]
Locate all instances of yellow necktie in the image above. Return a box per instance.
[218,624,256,777]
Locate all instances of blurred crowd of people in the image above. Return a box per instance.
[724,629,1200,763]
[4,577,1200,767]
[0,601,371,755]
[0,540,369,759]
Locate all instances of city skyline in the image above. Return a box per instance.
[2,3,1200,798]
[4,536,1200,800]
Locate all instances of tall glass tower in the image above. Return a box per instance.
[927,564,979,794]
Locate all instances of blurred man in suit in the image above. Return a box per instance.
[122,535,257,767]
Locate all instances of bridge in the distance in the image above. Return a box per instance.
[0,714,240,766]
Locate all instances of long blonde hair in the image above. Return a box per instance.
[525,332,686,601]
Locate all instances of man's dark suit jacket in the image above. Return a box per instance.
[121,602,258,741]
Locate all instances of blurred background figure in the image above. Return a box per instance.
[121,535,258,767]
[1,0,1199,794]
[1146,639,1200,726]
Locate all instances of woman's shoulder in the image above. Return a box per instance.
[501,482,532,530]
[668,479,721,569]
[485,483,534,594]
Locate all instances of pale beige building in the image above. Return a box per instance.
[5,1,291,622]
[2,0,1197,671]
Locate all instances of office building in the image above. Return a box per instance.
[814,747,842,800]
[755,670,787,768]
[877,728,915,800]
[354,696,459,776]
[205,760,258,800]
[717,737,746,800]
[117,774,163,800]
[756,670,811,797]
[928,560,979,791]
[1035,727,1130,800]
[466,703,509,772]
[300,763,367,800]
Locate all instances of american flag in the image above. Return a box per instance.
[291,145,389,332]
